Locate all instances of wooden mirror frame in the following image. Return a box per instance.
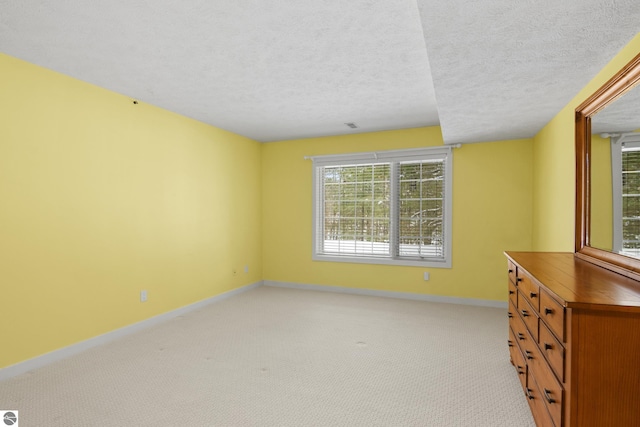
[575,51,640,281]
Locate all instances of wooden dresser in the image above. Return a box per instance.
[505,252,640,427]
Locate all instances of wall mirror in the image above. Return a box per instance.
[576,51,640,280]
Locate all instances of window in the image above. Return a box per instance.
[612,136,640,257]
[312,147,452,267]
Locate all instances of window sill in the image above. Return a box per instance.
[312,254,451,268]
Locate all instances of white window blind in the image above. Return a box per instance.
[620,142,640,256]
[321,163,391,256]
[397,160,446,258]
[311,147,452,268]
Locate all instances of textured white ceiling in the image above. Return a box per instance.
[0,0,639,143]
[591,82,640,135]
[417,0,640,144]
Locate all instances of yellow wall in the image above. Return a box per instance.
[7,31,639,370]
[590,134,613,250]
[0,54,263,368]
[262,128,533,302]
[532,33,640,251]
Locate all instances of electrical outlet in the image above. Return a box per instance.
[140,290,147,302]
[423,272,430,281]
[244,265,249,273]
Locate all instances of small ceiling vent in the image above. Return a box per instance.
[345,122,358,129]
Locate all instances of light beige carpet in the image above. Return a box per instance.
[0,285,535,426]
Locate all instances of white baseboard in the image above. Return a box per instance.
[0,281,263,382]
[264,280,508,309]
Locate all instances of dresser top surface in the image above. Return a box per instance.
[505,252,640,311]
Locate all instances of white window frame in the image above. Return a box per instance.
[611,133,640,256]
[311,147,452,268]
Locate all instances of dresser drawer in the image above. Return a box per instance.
[529,342,563,427]
[517,324,538,367]
[508,279,518,308]
[510,301,531,350]
[508,299,517,330]
[518,292,539,342]
[509,327,527,391]
[508,260,517,285]
[540,289,565,343]
[526,372,556,427]
[539,320,564,382]
[517,270,540,312]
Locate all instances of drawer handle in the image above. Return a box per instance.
[508,312,513,319]
[521,309,530,317]
[544,342,553,351]
[508,340,514,347]
[516,366,525,375]
[526,388,534,400]
[516,277,523,283]
[543,389,556,404]
[517,333,525,341]
[529,291,537,298]
[509,290,515,295]
[508,269,513,273]
[544,307,554,315]
[525,350,534,360]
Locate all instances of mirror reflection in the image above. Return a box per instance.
[591,84,640,258]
